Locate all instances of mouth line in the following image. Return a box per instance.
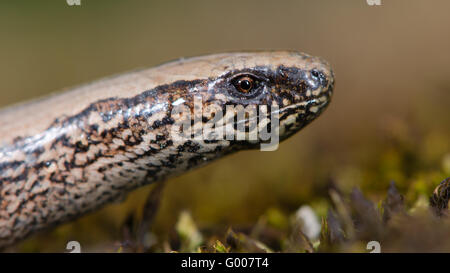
[224,96,329,130]
[278,96,330,115]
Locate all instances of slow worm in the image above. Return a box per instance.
[0,51,334,248]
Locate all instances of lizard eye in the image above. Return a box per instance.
[231,74,262,95]
[234,76,254,93]
[228,73,265,99]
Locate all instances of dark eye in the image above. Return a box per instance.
[237,77,253,93]
[232,75,257,94]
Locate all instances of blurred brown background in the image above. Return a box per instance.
[0,0,449,251]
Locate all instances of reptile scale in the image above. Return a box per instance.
[0,51,334,248]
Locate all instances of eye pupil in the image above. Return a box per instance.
[231,74,260,96]
[233,76,254,93]
[239,79,252,91]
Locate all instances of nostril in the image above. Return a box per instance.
[310,69,329,88]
